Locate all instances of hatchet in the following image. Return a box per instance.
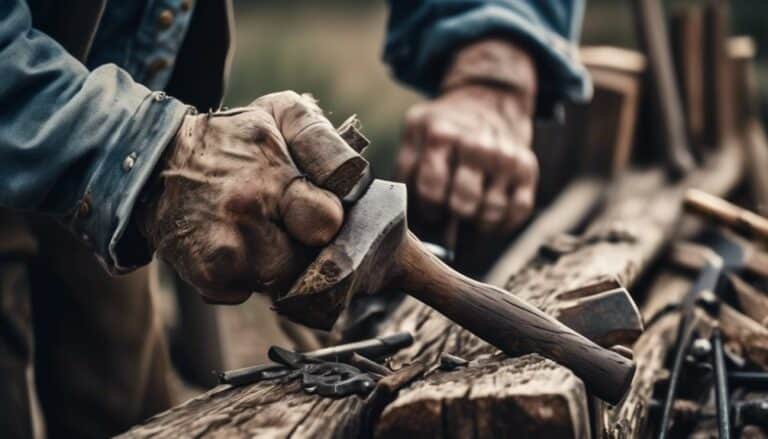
[274,179,636,405]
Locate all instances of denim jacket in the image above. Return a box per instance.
[0,0,587,274]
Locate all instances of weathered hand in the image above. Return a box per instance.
[142,91,363,304]
[396,39,538,233]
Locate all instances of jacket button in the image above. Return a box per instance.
[158,9,174,29]
[77,198,91,219]
[123,153,137,171]
[180,0,192,12]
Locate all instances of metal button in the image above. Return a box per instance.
[123,153,137,171]
[77,198,91,218]
[180,0,192,12]
[158,9,174,29]
[152,91,167,102]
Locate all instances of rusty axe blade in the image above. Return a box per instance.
[275,180,636,404]
[275,180,407,330]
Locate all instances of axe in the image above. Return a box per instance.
[274,178,637,404]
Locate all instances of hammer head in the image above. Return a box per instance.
[274,180,407,330]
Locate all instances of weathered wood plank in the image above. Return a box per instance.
[120,144,742,439]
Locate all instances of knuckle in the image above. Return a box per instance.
[424,120,458,145]
[460,136,493,153]
[404,105,428,127]
[275,90,302,101]
[497,149,519,171]
[518,150,539,182]
[198,244,240,286]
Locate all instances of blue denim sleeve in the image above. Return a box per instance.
[0,0,189,273]
[384,0,591,113]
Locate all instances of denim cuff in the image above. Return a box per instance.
[384,3,592,116]
[69,91,189,273]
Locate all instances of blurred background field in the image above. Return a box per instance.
[225,0,768,180]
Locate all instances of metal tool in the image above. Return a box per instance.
[734,399,768,430]
[275,180,636,405]
[685,189,768,242]
[269,346,376,397]
[439,353,469,371]
[728,371,768,389]
[217,332,412,387]
[658,251,722,439]
[712,328,732,438]
[658,229,759,437]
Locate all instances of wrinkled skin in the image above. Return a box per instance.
[396,40,538,233]
[142,91,357,304]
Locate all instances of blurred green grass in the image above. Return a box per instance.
[224,3,419,179]
[225,0,768,179]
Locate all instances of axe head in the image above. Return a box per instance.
[274,180,408,330]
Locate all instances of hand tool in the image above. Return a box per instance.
[658,249,722,439]
[439,353,469,371]
[712,327,732,438]
[728,371,768,389]
[659,228,759,437]
[554,278,643,347]
[685,189,768,242]
[274,179,637,404]
[217,332,412,387]
[268,346,376,396]
[733,399,768,431]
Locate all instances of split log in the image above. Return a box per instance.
[120,144,742,438]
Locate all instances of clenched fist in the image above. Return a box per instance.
[141,91,365,304]
[396,39,539,233]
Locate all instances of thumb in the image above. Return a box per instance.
[279,177,344,246]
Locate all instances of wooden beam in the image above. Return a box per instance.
[120,144,743,438]
[670,5,706,149]
[703,0,734,147]
[484,178,605,287]
[632,0,696,175]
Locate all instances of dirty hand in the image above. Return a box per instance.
[396,39,538,233]
[141,91,362,304]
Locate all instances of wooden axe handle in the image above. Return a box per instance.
[394,232,636,404]
[684,189,768,241]
[289,116,370,197]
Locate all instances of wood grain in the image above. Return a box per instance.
[120,144,742,438]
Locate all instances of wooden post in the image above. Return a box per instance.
[703,0,735,147]
[576,47,646,178]
[670,5,706,150]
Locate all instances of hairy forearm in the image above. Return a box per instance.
[441,38,538,114]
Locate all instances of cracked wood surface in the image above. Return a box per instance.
[120,144,742,439]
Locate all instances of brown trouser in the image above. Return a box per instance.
[0,210,172,438]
